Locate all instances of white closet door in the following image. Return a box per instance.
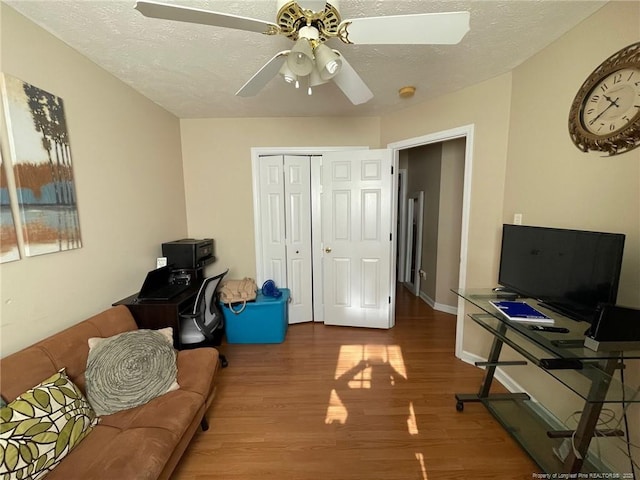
[259,156,287,287]
[258,155,313,324]
[321,149,393,328]
[283,155,313,324]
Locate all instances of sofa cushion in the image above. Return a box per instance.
[175,348,218,400]
[85,329,179,416]
[0,369,97,480]
[99,390,203,436]
[44,425,178,480]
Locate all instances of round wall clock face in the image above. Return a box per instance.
[569,42,640,156]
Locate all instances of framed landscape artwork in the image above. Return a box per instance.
[1,74,82,257]
[0,151,20,263]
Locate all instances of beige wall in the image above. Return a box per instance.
[405,144,441,301]
[0,5,188,356]
[436,139,464,307]
[179,116,380,277]
[504,1,640,307]
[502,1,640,470]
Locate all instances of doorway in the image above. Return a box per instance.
[388,124,474,358]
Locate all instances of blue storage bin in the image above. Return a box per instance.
[221,288,289,344]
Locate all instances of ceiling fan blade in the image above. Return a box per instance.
[236,51,289,97]
[296,1,327,12]
[135,1,278,35]
[331,52,373,105]
[340,11,470,45]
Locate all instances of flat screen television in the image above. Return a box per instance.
[498,224,625,323]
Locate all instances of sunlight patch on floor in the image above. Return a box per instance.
[333,344,407,387]
[415,453,429,480]
[325,344,407,424]
[325,388,348,424]
[407,401,419,435]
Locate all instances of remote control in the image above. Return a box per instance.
[529,325,569,333]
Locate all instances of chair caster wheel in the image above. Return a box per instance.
[456,400,464,412]
[220,355,229,368]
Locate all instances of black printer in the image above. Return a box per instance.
[162,238,215,280]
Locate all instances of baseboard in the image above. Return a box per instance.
[418,291,457,316]
[434,302,457,315]
[418,291,435,308]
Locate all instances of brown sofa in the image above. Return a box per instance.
[0,305,219,480]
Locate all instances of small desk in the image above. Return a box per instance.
[113,285,200,349]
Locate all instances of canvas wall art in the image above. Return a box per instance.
[1,74,82,257]
[0,151,20,263]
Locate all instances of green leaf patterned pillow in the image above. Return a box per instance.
[0,369,98,480]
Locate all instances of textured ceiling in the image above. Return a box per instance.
[4,0,607,118]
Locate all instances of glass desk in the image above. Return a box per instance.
[453,289,640,474]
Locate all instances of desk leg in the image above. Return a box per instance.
[478,325,507,398]
[456,323,508,411]
[563,356,620,473]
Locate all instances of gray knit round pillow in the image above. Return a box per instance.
[85,329,178,416]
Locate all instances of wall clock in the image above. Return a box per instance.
[568,42,640,156]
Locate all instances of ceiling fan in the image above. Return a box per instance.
[134,1,470,105]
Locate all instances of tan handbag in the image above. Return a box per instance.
[220,278,257,314]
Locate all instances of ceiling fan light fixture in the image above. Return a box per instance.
[309,64,328,87]
[279,61,297,84]
[287,37,314,76]
[314,43,342,80]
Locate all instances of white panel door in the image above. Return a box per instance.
[283,155,313,324]
[322,149,393,328]
[259,156,287,287]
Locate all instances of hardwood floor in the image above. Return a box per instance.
[172,286,538,480]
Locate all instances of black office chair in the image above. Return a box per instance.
[179,269,229,368]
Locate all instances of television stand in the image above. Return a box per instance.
[453,288,640,474]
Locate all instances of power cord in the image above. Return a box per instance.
[563,371,640,478]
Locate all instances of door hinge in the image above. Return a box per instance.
[391,166,394,175]
[388,296,391,304]
[390,233,392,241]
